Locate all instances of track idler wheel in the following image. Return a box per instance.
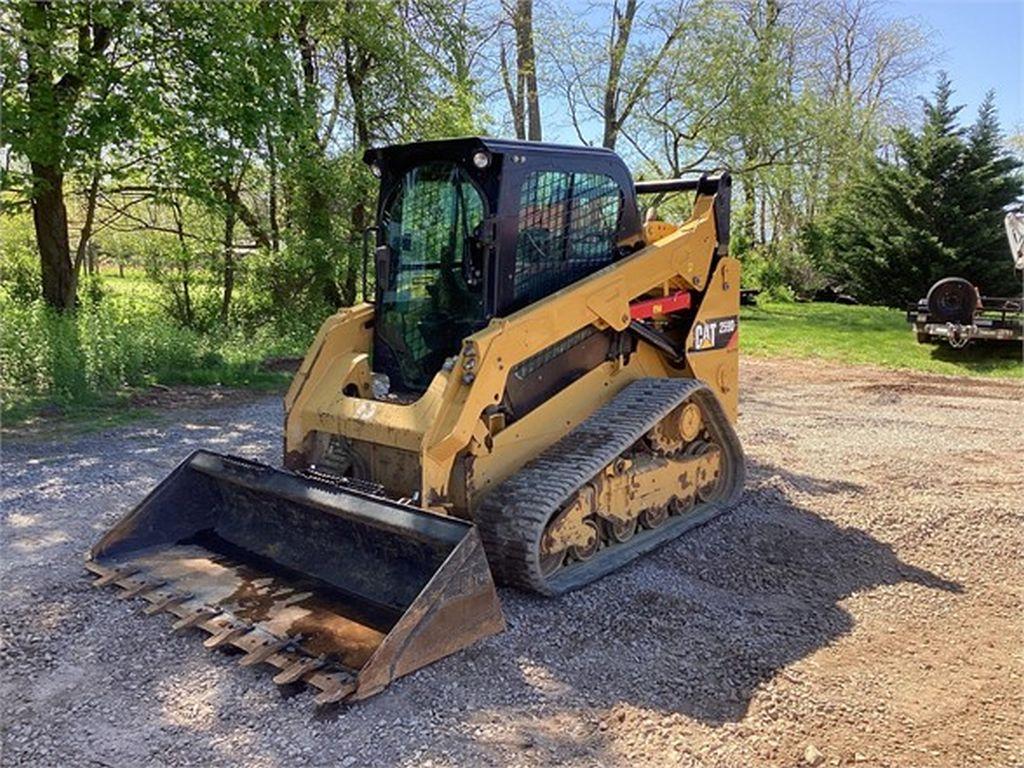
[669,494,696,517]
[604,517,638,543]
[569,520,601,562]
[539,548,566,577]
[639,505,669,529]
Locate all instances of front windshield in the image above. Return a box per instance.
[374,162,487,393]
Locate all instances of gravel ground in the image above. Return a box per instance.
[1,357,1021,767]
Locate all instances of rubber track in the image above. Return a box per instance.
[475,378,746,595]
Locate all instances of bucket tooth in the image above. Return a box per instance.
[273,656,326,686]
[117,580,166,600]
[93,566,140,587]
[172,608,218,632]
[203,625,248,650]
[143,593,193,616]
[314,679,358,707]
[239,638,290,667]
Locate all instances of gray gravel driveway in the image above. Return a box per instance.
[1,357,1021,767]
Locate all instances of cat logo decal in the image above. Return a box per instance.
[690,315,738,352]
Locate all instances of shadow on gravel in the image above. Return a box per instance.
[492,457,964,733]
[927,339,1022,377]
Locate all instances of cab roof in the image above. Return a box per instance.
[362,137,621,170]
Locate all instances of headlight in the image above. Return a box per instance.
[472,151,490,169]
[370,162,382,178]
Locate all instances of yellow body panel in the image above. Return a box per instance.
[284,191,738,516]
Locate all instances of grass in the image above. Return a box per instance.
[0,270,311,428]
[741,301,1023,378]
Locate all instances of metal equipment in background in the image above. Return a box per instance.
[907,211,1024,348]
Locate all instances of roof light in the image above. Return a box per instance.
[472,151,490,169]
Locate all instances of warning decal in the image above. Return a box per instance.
[689,315,738,352]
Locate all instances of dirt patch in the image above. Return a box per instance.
[260,356,303,374]
[128,384,281,410]
[1,357,1021,767]
[2,385,285,444]
[850,380,1023,400]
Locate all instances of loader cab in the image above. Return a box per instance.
[364,138,644,394]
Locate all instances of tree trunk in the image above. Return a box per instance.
[759,193,767,245]
[30,162,75,311]
[267,131,280,252]
[347,200,369,305]
[172,200,194,327]
[182,278,193,327]
[344,16,372,307]
[221,207,235,325]
[217,180,270,249]
[20,2,115,312]
[602,0,638,150]
[296,10,343,309]
[74,170,102,288]
[741,180,757,247]
[515,0,542,141]
[499,41,525,139]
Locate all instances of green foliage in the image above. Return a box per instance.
[0,282,310,418]
[1,3,149,176]
[138,232,218,330]
[820,75,1023,306]
[1,291,192,408]
[0,215,41,302]
[3,0,1018,421]
[240,245,334,326]
[739,237,825,299]
[742,301,1023,378]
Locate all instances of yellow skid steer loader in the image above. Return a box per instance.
[87,138,745,705]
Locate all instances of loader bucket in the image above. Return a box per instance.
[86,450,505,705]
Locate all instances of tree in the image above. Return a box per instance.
[550,0,692,150]
[821,74,1022,305]
[284,0,483,306]
[149,1,295,323]
[959,92,1024,294]
[499,0,542,140]
[541,0,928,288]
[623,1,742,177]
[1,2,151,310]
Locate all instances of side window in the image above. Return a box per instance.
[514,171,622,304]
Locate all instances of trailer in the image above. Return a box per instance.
[907,284,1022,347]
[908,212,1024,348]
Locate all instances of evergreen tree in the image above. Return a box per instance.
[961,92,1024,294]
[821,74,1022,306]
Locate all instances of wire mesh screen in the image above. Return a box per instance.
[514,171,622,304]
